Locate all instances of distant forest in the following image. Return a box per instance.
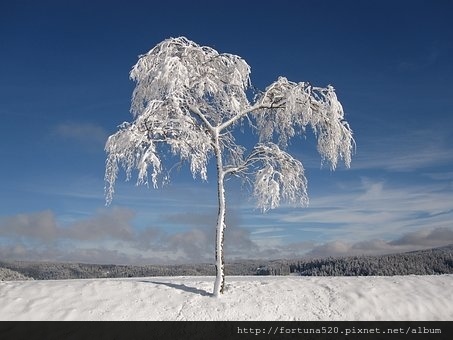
[1,244,452,281]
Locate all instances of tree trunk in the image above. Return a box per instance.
[213,131,226,297]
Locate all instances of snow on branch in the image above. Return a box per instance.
[237,143,309,212]
[254,77,354,170]
[104,100,213,206]
[129,36,251,125]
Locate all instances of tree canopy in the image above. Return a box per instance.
[105,37,354,212]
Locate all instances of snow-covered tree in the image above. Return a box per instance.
[105,37,354,296]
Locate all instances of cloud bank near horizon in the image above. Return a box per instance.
[1,206,451,265]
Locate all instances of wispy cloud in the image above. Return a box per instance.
[423,171,453,181]
[353,127,452,172]
[397,43,446,72]
[251,227,286,235]
[272,177,453,239]
[53,122,108,148]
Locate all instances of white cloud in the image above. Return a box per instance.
[390,227,453,247]
[352,127,452,172]
[54,122,108,147]
[251,227,285,235]
[423,171,453,181]
[0,210,58,243]
[307,227,453,258]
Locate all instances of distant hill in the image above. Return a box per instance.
[1,244,452,280]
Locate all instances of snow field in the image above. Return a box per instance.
[0,275,451,321]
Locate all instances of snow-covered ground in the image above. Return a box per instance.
[0,275,451,321]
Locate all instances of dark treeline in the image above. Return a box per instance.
[256,244,453,276]
[1,244,452,281]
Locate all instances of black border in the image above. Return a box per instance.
[0,321,452,340]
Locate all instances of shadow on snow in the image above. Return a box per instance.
[141,280,212,297]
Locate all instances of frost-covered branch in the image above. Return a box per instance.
[225,142,308,212]
[129,37,251,127]
[104,100,214,206]
[189,104,215,134]
[252,77,354,169]
[218,102,266,131]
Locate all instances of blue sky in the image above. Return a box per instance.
[1,0,452,265]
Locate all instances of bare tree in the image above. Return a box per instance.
[105,37,354,296]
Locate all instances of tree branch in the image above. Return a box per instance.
[217,98,286,132]
[189,104,216,135]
